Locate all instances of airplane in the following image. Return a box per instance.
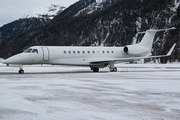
[0,28,176,74]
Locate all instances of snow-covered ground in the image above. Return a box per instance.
[0,63,180,120]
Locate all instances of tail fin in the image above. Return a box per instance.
[138,27,176,50]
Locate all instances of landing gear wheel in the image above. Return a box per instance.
[110,67,117,72]
[114,67,117,72]
[93,67,99,72]
[19,69,24,74]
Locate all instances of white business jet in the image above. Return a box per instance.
[1,28,176,74]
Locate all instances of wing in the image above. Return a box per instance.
[90,43,176,64]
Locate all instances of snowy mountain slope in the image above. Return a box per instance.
[22,4,66,19]
[0,18,50,45]
[75,0,117,16]
[52,0,118,22]
[0,4,65,45]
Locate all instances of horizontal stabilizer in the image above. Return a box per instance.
[138,27,176,34]
[147,27,176,32]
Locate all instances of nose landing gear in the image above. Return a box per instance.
[19,67,24,74]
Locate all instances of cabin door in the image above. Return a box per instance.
[41,46,49,61]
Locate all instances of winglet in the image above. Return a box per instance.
[166,43,176,56]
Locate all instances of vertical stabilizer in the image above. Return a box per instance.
[138,30,157,50]
[138,28,176,50]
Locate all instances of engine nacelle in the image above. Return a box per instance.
[123,45,149,55]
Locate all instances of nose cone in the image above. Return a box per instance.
[3,54,22,64]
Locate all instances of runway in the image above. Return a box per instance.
[0,64,180,120]
[1,64,180,75]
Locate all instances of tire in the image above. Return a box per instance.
[110,67,117,72]
[93,67,99,72]
[19,70,24,74]
[114,67,117,72]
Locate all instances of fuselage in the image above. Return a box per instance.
[3,45,150,67]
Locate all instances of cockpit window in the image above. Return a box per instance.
[24,49,32,53]
[32,49,38,53]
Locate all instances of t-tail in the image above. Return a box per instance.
[138,27,176,50]
[123,27,176,57]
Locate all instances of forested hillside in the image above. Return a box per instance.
[0,0,180,63]
[0,18,50,44]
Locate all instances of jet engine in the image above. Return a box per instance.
[123,45,149,55]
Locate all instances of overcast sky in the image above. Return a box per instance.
[0,0,79,27]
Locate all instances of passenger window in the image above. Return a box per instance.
[82,51,85,54]
[107,51,109,53]
[87,51,90,54]
[32,49,38,53]
[102,51,105,54]
[64,51,66,54]
[77,51,80,54]
[92,51,95,54]
[112,51,114,53]
[68,51,71,54]
[73,51,76,54]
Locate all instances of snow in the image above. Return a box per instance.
[75,0,108,16]
[171,0,180,12]
[0,63,180,120]
[96,0,103,4]
[136,17,141,32]
[100,31,109,46]
[22,4,66,19]
[75,2,101,16]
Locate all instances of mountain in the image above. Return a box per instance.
[0,0,118,50]
[0,18,50,44]
[0,0,180,63]
[22,4,66,19]
[74,0,118,16]
[52,0,118,22]
[0,4,65,45]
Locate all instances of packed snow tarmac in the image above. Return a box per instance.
[0,63,180,120]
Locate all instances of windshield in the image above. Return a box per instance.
[24,49,32,53]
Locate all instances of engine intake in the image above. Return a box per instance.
[123,45,149,55]
[123,46,128,54]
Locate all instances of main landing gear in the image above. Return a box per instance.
[109,62,117,72]
[91,66,117,72]
[19,67,24,74]
[91,66,99,72]
[91,62,117,72]
[92,67,99,72]
[110,67,117,72]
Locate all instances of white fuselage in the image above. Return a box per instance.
[3,45,149,67]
